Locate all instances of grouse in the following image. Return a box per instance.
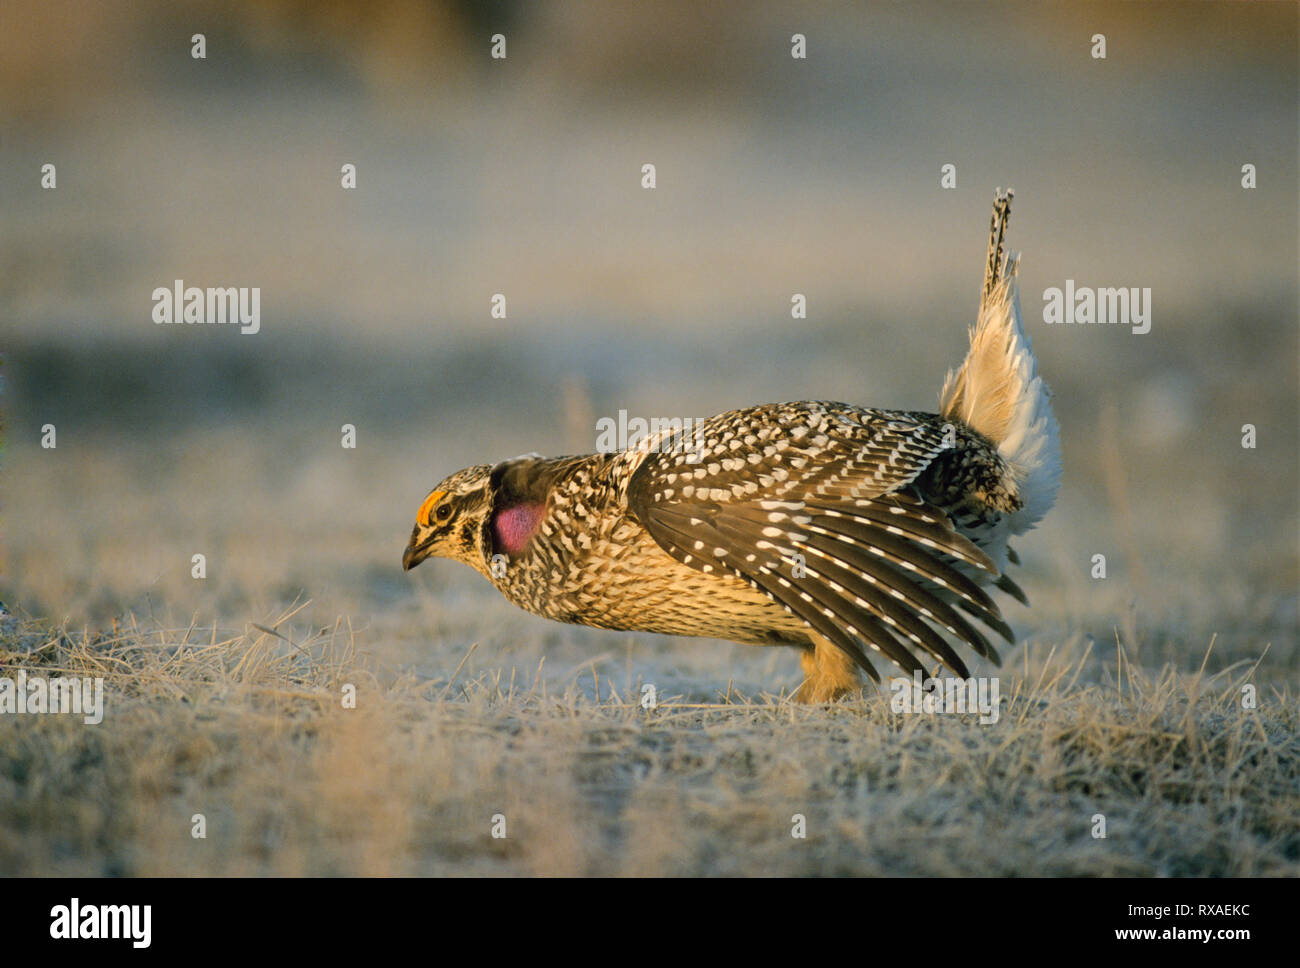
[403,190,1061,701]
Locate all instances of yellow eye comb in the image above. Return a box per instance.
[417,490,446,526]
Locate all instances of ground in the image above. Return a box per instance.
[1,566,1295,876]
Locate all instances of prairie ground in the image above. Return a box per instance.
[1,601,1296,877]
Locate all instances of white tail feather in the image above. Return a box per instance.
[940,190,1061,535]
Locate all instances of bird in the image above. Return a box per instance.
[403,190,1061,702]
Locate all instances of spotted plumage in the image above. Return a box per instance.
[404,190,1061,701]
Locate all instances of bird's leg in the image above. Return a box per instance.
[793,635,864,703]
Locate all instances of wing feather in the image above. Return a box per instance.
[626,401,1021,680]
[643,510,885,680]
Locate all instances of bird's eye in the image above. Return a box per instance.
[435,503,452,522]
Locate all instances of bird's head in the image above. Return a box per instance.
[402,464,495,577]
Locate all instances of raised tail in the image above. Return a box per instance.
[939,189,1061,536]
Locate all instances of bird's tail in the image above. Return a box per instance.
[939,189,1061,535]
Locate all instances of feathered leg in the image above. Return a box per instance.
[793,634,864,703]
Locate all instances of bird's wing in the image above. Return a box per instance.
[625,402,1011,682]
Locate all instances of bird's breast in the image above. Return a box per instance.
[495,507,802,644]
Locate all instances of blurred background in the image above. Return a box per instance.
[3,0,1296,687]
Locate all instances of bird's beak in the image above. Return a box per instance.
[403,529,435,571]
